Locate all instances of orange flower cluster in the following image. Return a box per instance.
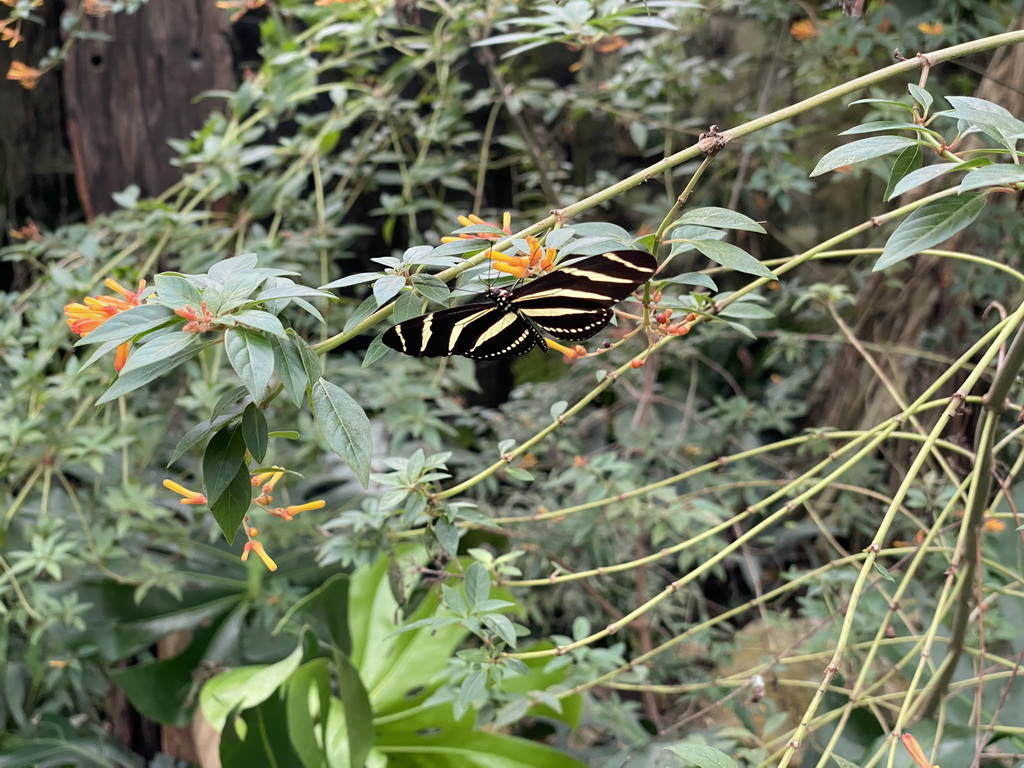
[440,212,512,244]
[6,60,42,89]
[64,278,146,371]
[654,308,696,337]
[163,466,328,572]
[918,21,944,35]
[790,19,817,41]
[175,301,217,333]
[215,0,265,22]
[489,235,556,279]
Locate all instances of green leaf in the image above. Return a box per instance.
[200,637,305,733]
[848,97,914,111]
[719,303,774,320]
[410,273,451,304]
[343,295,379,334]
[874,192,987,271]
[663,743,740,768]
[435,518,461,556]
[168,414,234,466]
[372,730,586,768]
[886,162,965,201]
[810,136,918,177]
[373,275,407,307]
[310,378,373,487]
[225,328,275,401]
[231,309,287,338]
[284,660,332,768]
[153,273,203,309]
[908,83,933,114]
[336,650,374,768]
[838,120,924,135]
[209,458,252,543]
[203,424,248,507]
[274,573,351,655]
[74,304,177,347]
[663,272,718,291]
[464,561,490,608]
[958,164,1024,192]
[96,333,202,405]
[883,144,922,202]
[319,272,382,291]
[361,335,391,368]
[270,334,309,408]
[240,404,268,463]
[675,207,765,233]
[688,240,776,279]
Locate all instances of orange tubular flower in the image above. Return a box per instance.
[271,499,326,521]
[489,235,557,279]
[64,278,146,371]
[6,60,42,89]
[918,21,943,35]
[163,479,207,505]
[901,734,932,768]
[543,338,584,361]
[242,539,278,571]
[440,212,512,243]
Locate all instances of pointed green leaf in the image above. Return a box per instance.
[240,404,268,463]
[958,164,1024,192]
[688,240,775,279]
[675,207,765,234]
[74,304,177,347]
[225,328,275,401]
[874,192,987,271]
[310,378,373,487]
[663,743,739,768]
[209,461,254,543]
[203,424,247,507]
[810,136,918,177]
[96,333,202,405]
[883,145,922,202]
[373,275,407,308]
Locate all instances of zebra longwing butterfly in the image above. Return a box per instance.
[382,249,658,359]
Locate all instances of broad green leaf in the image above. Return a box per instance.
[838,120,925,135]
[203,424,247,506]
[336,650,374,768]
[74,304,177,347]
[810,136,918,177]
[201,637,305,733]
[168,414,234,466]
[958,164,1024,192]
[225,328,275,401]
[284,660,332,768]
[360,335,391,368]
[270,334,309,408]
[464,561,490,608]
[848,97,915,111]
[908,84,933,114]
[883,144,922,202]
[231,309,287,338]
[209,456,252,543]
[320,272,383,291]
[874,192,987,271]
[373,275,406,307]
[663,272,718,291]
[153,273,203,309]
[311,378,373,487]
[0,736,144,768]
[372,729,587,768]
[410,273,451,304]
[96,333,202,404]
[274,573,351,655]
[663,743,739,768]
[719,303,774,320]
[343,294,379,334]
[391,290,426,322]
[688,240,776,279]
[886,162,968,201]
[240,404,268,463]
[675,207,766,233]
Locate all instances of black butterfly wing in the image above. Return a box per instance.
[382,301,541,359]
[513,250,657,339]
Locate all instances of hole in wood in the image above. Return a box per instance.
[191,49,202,61]
[90,54,103,67]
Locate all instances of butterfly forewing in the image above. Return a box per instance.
[381,249,657,359]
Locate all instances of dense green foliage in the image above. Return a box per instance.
[4,0,1024,767]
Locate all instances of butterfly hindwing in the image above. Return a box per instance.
[382,249,657,359]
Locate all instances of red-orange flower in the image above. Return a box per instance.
[269,499,327,521]
[489,235,557,279]
[6,60,42,89]
[64,278,146,371]
[901,734,932,768]
[215,0,265,22]
[790,19,817,41]
[440,212,512,244]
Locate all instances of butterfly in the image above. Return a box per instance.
[381,249,657,359]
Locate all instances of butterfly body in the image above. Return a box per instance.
[382,250,657,360]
